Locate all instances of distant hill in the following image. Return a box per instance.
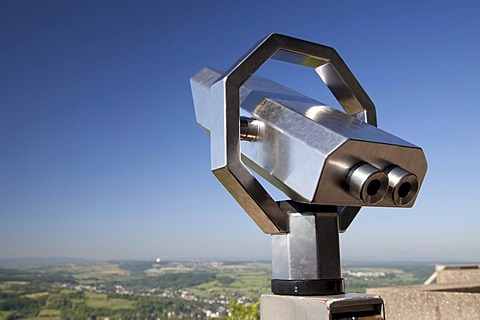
[0,257,101,267]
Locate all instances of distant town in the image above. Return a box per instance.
[0,259,436,319]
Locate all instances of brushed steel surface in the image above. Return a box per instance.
[384,166,419,206]
[191,33,402,234]
[193,67,427,209]
[191,34,427,237]
[271,211,341,280]
[345,163,388,205]
[318,140,426,206]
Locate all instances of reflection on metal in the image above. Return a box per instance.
[191,33,426,318]
[240,116,261,142]
[384,166,419,206]
[191,41,427,234]
[271,202,344,296]
[345,163,388,205]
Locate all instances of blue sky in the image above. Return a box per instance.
[1,1,479,261]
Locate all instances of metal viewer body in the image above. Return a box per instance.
[191,33,427,318]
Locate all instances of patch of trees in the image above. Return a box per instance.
[0,295,46,311]
[117,261,154,273]
[58,296,215,320]
[0,295,47,319]
[118,272,217,290]
[0,268,77,284]
[217,276,235,286]
[226,300,260,320]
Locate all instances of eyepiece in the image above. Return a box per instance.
[345,163,388,205]
[240,116,261,142]
[384,166,419,206]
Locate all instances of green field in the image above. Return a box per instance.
[84,292,133,310]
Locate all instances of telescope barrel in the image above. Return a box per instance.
[345,163,389,205]
[192,67,427,209]
[384,166,420,206]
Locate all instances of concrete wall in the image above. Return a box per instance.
[436,266,480,284]
[367,283,480,320]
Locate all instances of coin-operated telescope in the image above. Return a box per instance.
[191,34,427,320]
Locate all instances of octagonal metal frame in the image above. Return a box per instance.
[209,33,377,234]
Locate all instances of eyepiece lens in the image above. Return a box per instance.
[398,182,412,198]
[367,179,382,196]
